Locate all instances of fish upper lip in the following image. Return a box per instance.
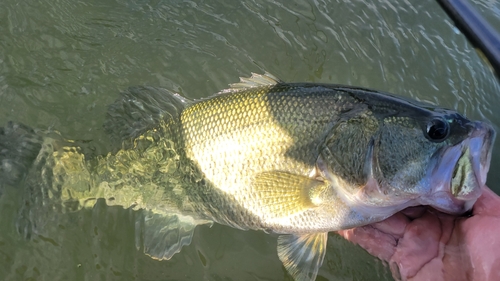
[461,121,496,189]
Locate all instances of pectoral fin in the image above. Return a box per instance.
[252,172,329,218]
[135,210,212,260]
[277,232,328,281]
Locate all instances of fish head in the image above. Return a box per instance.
[375,109,495,214]
[417,118,495,214]
[319,91,495,216]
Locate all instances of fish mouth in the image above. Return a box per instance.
[422,121,495,214]
[450,147,479,200]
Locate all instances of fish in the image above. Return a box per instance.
[0,73,495,281]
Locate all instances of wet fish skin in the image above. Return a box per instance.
[178,79,486,233]
[169,74,493,280]
[180,83,357,231]
[2,73,495,281]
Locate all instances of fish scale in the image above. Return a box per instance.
[4,73,494,281]
[180,86,353,230]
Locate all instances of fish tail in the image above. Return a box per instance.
[0,122,43,189]
[0,123,94,239]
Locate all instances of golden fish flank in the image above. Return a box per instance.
[8,73,495,281]
[180,85,349,224]
[171,73,494,280]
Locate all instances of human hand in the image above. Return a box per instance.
[338,186,500,281]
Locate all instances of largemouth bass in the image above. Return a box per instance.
[1,73,495,281]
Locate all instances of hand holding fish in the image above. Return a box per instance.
[339,186,500,281]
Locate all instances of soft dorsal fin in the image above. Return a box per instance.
[104,86,189,150]
[223,72,283,92]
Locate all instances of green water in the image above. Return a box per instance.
[1,0,499,280]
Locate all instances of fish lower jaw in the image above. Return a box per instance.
[419,180,480,215]
[420,191,477,215]
[420,161,480,214]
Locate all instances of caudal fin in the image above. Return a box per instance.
[0,122,42,190]
[0,122,91,239]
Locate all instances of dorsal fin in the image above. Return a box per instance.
[221,72,283,93]
[104,86,190,150]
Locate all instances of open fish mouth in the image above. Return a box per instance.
[422,121,495,214]
[450,147,481,200]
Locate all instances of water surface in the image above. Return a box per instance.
[1,0,499,280]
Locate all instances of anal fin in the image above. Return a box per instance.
[277,232,328,281]
[135,210,212,260]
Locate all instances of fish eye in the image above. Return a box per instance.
[426,118,450,142]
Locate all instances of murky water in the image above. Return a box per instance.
[1,0,499,280]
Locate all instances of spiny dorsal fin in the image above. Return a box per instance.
[277,232,328,281]
[222,72,283,93]
[104,86,190,150]
[251,171,329,218]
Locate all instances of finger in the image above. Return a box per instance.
[371,212,411,238]
[407,214,457,281]
[339,211,412,262]
[391,211,442,278]
[472,186,500,217]
[338,224,398,261]
[401,206,427,220]
[458,213,500,280]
